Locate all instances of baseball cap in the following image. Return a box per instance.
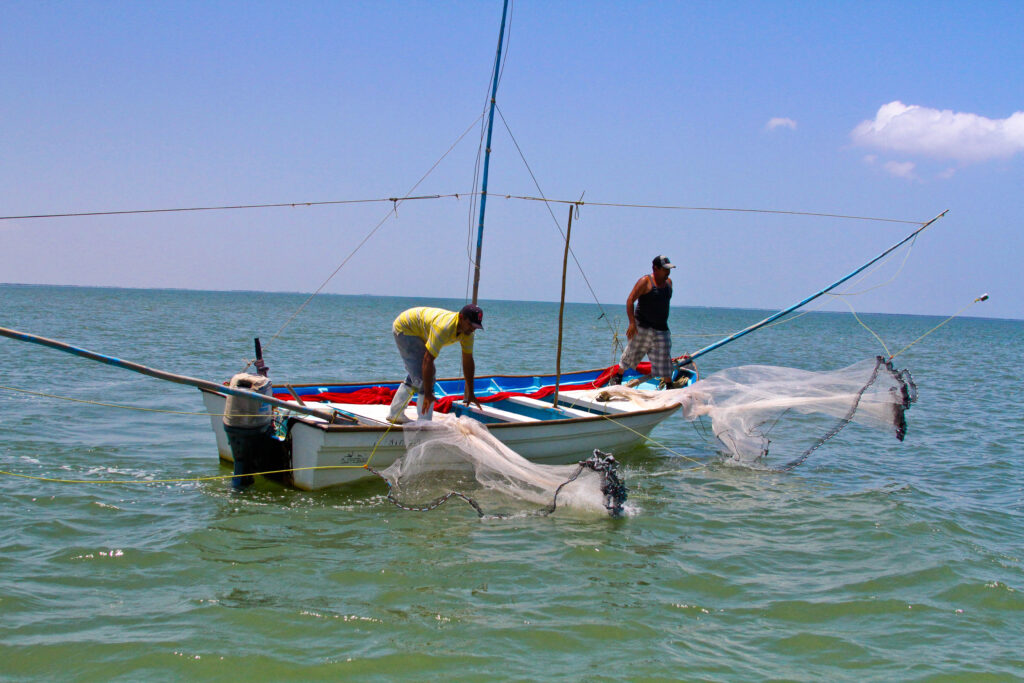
[652,255,676,269]
[460,304,484,329]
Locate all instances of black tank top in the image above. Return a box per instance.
[635,276,672,331]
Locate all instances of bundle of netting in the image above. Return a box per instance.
[587,356,917,470]
[375,413,627,517]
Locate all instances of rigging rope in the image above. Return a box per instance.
[494,105,616,335]
[498,196,923,224]
[258,114,485,359]
[0,195,456,222]
[1,192,925,227]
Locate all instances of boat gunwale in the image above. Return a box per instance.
[314,402,681,433]
[198,385,681,433]
[253,366,626,393]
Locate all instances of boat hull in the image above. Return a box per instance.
[201,369,680,490]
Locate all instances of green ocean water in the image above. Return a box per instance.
[1,284,1021,681]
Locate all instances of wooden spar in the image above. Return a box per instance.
[0,326,341,423]
[552,204,575,407]
[683,210,949,364]
[470,0,510,305]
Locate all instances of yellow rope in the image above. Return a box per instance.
[0,390,466,486]
[361,391,413,468]
[827,234,918,296]
[667,239,919,349]
[838,300,893,358]
[758,239,914,333]
[0,382,393,483]
[0,464,369,485]
[821,293,989,362]
[890,294,989,360]
[600,411,708,469]
[360,383,454,468]
[554,391,707,468]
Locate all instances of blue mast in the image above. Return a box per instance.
[471,0,510,305]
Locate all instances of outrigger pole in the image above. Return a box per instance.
[0,326,343,423]
[681,210,949,364]
[470,0,510,306]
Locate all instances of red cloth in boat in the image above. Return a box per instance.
[272,362,652,412]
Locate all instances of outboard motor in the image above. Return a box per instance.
[223,339,288,489]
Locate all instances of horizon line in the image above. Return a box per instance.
[1,282,1012,323]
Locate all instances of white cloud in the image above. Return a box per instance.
[766,117,797,131]
[882,161,917,180]
[851,101,1024,163]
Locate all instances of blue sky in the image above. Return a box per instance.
[2,1,1022,320]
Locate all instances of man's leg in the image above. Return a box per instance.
[386,384,415,423]
[618,332,645,372]
[648,330,673,388]
[616,327,654,385]
[387,333,427,423]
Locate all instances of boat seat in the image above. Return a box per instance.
[552,391,635,414]
[505,395,596,419]
[317,402,391,426]
[463,403,534,423]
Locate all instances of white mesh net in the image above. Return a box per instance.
[378,413,625,517]
[375,357,916,515]
[588,356,916,469]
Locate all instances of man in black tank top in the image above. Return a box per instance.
[614,255,675,387]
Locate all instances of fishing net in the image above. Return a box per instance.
[590,355,917,470]
[373,413,627,518]
[372,356,914,517]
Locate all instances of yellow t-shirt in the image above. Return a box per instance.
[393,307,474,357]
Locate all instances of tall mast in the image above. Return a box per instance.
[471,0,510,305]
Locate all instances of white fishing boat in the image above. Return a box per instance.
[200,365,685,490]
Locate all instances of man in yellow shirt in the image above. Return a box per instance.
[386,304,484,423]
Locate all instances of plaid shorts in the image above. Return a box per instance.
[620,326,673,378]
